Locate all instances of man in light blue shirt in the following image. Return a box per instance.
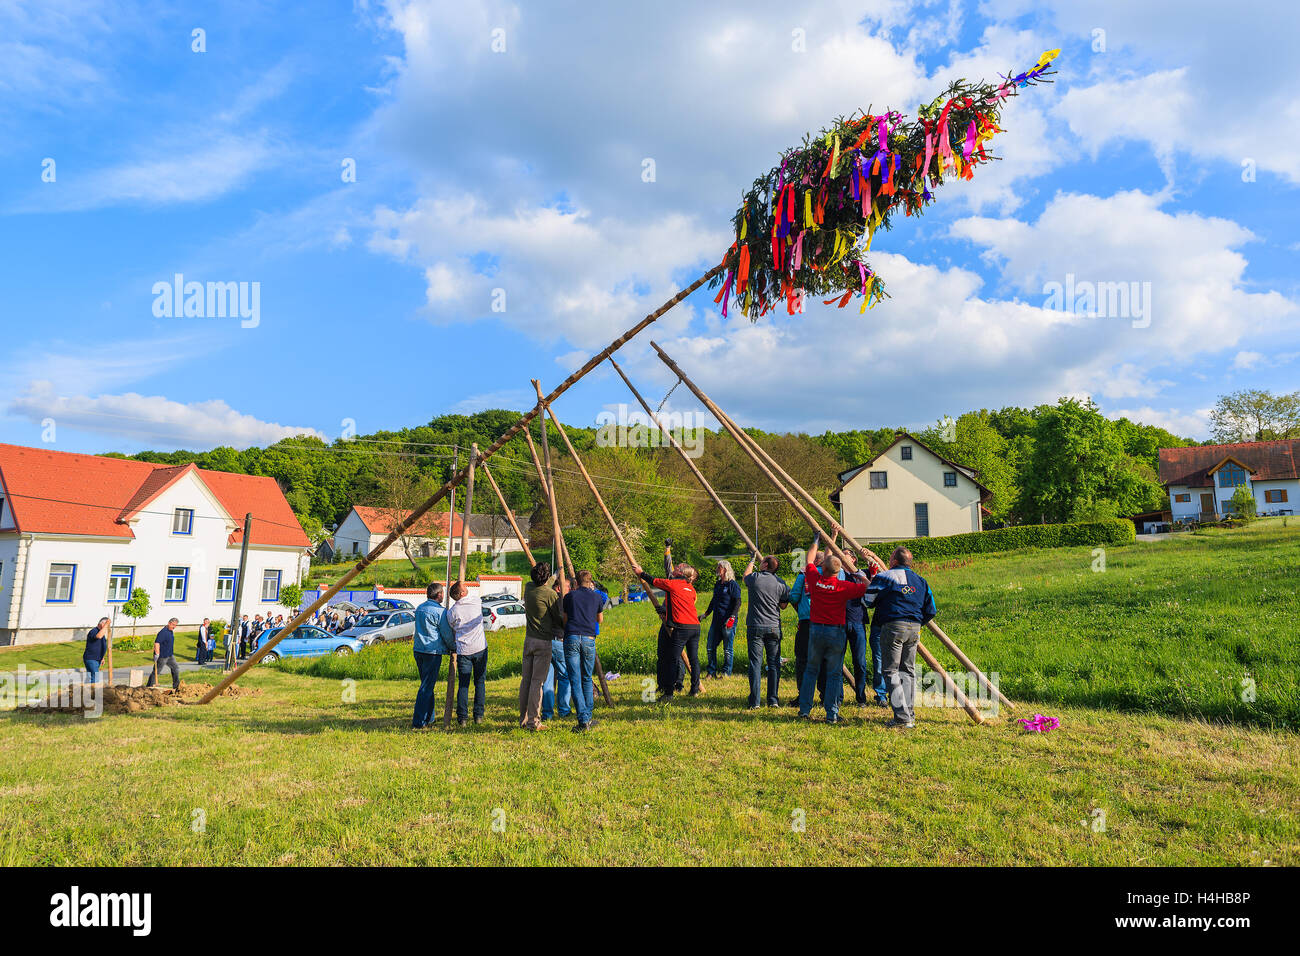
[412,582,454,728]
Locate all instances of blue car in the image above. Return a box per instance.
[256,625,366,663]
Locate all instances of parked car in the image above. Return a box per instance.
[338,610,397,643]
[361,609,416,646]
[484,600,527,632]
[626,586,666,603]
[257,626,365,662]
[328,599,367,615]
[362,598,414,612]
[479,591,514,602]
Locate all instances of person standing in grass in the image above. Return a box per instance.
[787,564,826,706]
[562,569,605,733]
[634,541,702,700]
[412,582,454,729]
[741,555,790,708]
[797,536,870,725]
[521,561,564,731]
[865,547,936,729]
[148,617,182,690]
[701,559,742,679]
[448,581,488,726]
[196,618,211,665]
[83,617,110,684]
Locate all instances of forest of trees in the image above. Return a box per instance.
[107,396,1199,574]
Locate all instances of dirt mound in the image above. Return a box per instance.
[20,680,260,716]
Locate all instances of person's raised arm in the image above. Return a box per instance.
[743,553,758,578]
[807,532,820,571]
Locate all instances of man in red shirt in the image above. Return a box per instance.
[798,534,873,724]
[635,542,701,700]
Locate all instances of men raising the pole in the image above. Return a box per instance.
[742,554,790,709]
[634,539,702,701]
[865,547,937,729]
[700,559,742,679]
[797,534,871,725]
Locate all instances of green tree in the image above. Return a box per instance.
[121,588,151,637]
[279,582,304,612]
[1228,485,1257,520]
[1209,389,1300,442]
[918,411,1021,525]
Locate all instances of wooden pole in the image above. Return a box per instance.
[443,444,477,729]
[196,267,721,705]
[479,459,535,566]
[650,342,984,724]
[107,607,115,685]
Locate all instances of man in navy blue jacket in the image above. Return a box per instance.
[865,547,937,728]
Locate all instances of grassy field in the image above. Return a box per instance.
[0,630,206,672]
[2,520,1297,865]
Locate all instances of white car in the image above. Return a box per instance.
[484,600,526,632]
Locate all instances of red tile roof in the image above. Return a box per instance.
[350,504,464,539]
[1158,439,1300,488]
[0,443,308,547]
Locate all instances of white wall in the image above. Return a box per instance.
[838,441,983,541]
[2,470,303,644]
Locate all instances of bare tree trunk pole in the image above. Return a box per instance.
[665,353,1009,711]
[650,342,984,724]
[197,268,719,706]
[522,423,572,583]
[479,460,535,566]
[443,444,477,729]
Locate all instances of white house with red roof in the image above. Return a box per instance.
[1159,439,1300,523]
[0,443,309,646]
[332,504,529,561]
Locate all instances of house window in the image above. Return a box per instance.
[914,503,930,537]
[107,565,134,603]
[351,541,359,554]
[46,563,76,603]
[216,568,237,602]
[164,566,189,602]
[172,508,194,534]
[1264,489,1289,503]
[900,445,913,460]
[1173,493,1191,503]
[943,471,957,487]
[869,471,888,490]
[261,570,282,602]
[1217,464,1247,488]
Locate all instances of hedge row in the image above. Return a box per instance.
[712,518,1135,572]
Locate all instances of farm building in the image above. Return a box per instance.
[0,443,310,646]
[1160,439,1300,522]
[331,505,529,560]
[830,433,991,542]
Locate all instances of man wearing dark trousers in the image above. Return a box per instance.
[196,618,211,664]
[412,582,453,728]
[148,618,181,690]
[635,541,701,700]
[844,586,879,706]
[742,554,790,708]
[700,559,742,678]
[797,536,872,724]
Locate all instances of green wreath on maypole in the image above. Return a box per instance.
[711,48,1060,319]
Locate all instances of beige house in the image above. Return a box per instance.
[830,433,992,542]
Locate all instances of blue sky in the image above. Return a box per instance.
[1,0,1296,454]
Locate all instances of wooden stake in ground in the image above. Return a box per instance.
[443,443,477,729]
[650,342,986,724]
[107,608,116,685]
[673,364,1011,713]
[197,268,721,705]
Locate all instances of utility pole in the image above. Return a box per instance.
[445,445,459,590]
[224,512,253,671]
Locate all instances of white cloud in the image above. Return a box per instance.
[1107,405,1212,440]
[7,381,324,450]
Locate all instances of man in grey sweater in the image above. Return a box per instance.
[741,554,791,708]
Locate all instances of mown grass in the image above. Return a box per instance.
[0,631,206,672]
[1,668,1295,866]
[283,520,1300,729]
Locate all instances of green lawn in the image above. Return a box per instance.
[0,630,206,672]
[2,520,1298,866]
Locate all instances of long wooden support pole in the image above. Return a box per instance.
[197,266,721,705]
[442,443,477,729]
[650,343,984,724]
[479,460,534,566]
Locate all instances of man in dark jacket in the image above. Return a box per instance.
[865,547,937,728]
[83,617,110,684]
[700,559,742,678]
[147,618,182,690]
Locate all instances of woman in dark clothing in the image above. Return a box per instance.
[701,560,742,678]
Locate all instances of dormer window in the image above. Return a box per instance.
[172,507,194,534]
[1217,464,1247,488]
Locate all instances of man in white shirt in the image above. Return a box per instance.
[447,582,488,726]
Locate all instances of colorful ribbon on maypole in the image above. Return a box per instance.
[712,48,1059,320]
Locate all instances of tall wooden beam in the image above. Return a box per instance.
[479,459,534,566]
[442,443,477,729]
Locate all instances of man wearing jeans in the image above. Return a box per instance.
[83,617,110,684]
[742,554,790,708]
[797,536,871,725]
[865,547,937,729]
[447,582,488,726]
[562,570,605,733]
[412,583,453,729]
[147,618,182,690]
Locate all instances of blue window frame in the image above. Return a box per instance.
[107,564,134,603]
[216,567,237,603]
[172,508,194,535]
[261,569,282,602]
[1217,464,1247,488]
[164,566,189,602]
[46,563,76,603]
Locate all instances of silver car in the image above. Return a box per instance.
[359,609,416,646]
